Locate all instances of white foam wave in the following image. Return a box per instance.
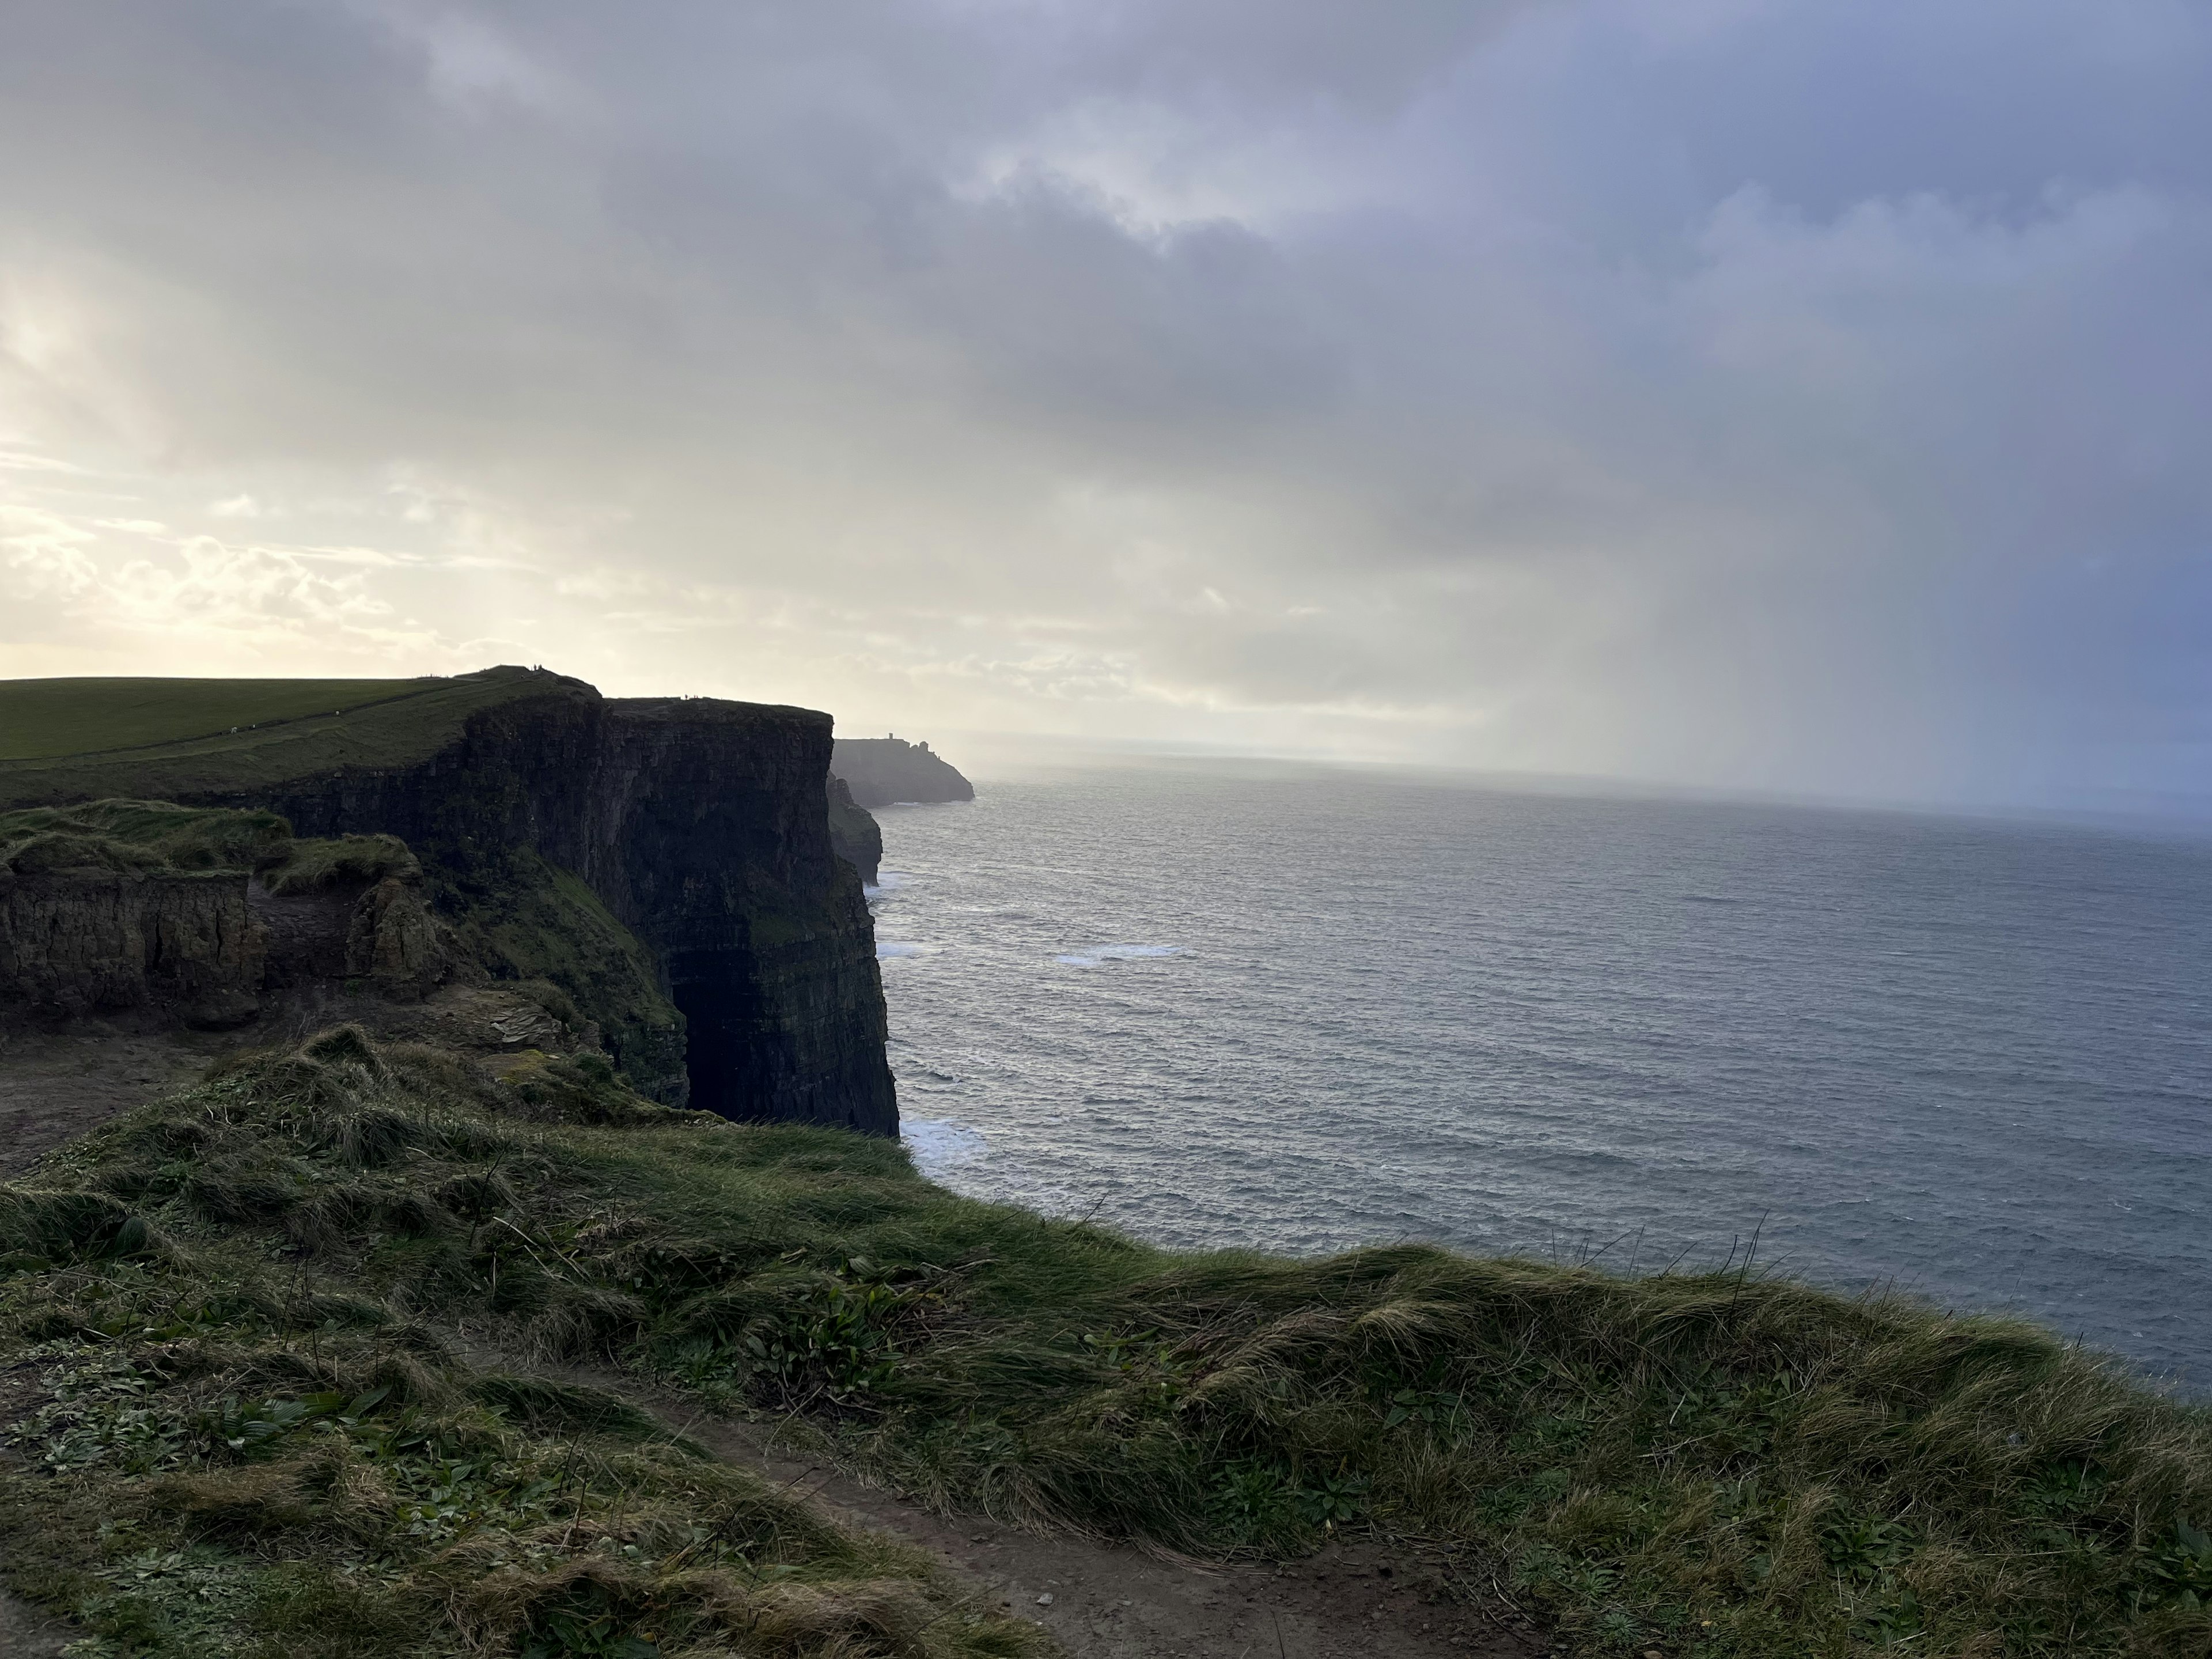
[865,870,914,899]
[876,940,935,960]
[1054,944,1187,967]
[902,1119,986,1174]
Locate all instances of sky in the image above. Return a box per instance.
[1,1,2208,815]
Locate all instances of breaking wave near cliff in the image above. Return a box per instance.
[1054,944,1186,967]
[868,764,2212,1384]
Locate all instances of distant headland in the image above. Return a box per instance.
[831,735,975,807]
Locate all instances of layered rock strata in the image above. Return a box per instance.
[0,865,267,1030]
[0,671,896,1137]
[1,842,453,1032]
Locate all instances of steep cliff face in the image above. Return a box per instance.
[0,866,266,1029]
[164,679,895,1135]
[0,671,896,1135]
[575,699,892,1134]
[0,805,456,1031]
[831,737,975,807]
[825,776,882,885]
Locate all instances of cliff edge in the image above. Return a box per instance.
[0,670,896,1135]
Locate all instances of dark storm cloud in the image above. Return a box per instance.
[1,0,2207,810]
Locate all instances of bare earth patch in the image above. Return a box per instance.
[0,1020,224,1180]
[0,1581,74,1657]
[558,1363,1544,1659]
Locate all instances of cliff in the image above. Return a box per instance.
[825,775,882,885]
[830,736,975,807]
[0,671,896,1136]
[0,802,455,1031]
[0,853,268,1031]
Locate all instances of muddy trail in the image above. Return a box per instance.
[0,1020,225,1180]
[0,1035,1546,1658]
[551,1361,1547,1659]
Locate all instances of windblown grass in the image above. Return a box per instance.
[0,1037,1041,1659]
[256,834,420,895]
[0,801,412,897]
[8,1028,2212,1657]
[0,800,292,876]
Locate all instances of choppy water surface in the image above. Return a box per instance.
[870,762,2212,1382]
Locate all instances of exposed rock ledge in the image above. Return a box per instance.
[0,672,896,1136]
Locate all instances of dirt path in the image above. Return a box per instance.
[566,1365,1545,1659]
[0,1024,226,1651]
[0,1587,74,1657]
[0,1020,224,1180]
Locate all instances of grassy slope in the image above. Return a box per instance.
[0,668,575,810]
[5,1031,2209,1657]
[0,1035,1041,1659]
[0,678,442,762]
[0,800,294,875]
[437,848,685,1097]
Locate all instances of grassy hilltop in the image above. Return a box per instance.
[0,678,444,763]
[1,1026,2208,1657]
[0,669,571,810]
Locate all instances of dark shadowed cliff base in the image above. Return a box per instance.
[825,774,884,885]
[0,670,895,1135]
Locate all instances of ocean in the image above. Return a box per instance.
[869,759,2212,1385]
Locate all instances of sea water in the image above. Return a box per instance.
[870,760,2212,1384]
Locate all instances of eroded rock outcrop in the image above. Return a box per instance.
[0,805,457,1030]
[826,775,882,885]
[344,876,452,1000]
[0,865,267,1029]
[0,673,898,1137]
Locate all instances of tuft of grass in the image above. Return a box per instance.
[7,1027,2211,1656]
[258,834,420,895]
[0,800,292,876]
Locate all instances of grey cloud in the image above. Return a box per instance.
[1,0,2208,811]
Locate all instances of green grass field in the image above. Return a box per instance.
[0,677,440,762]
[0,668,582,810]
[5,1028,2209,1657]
